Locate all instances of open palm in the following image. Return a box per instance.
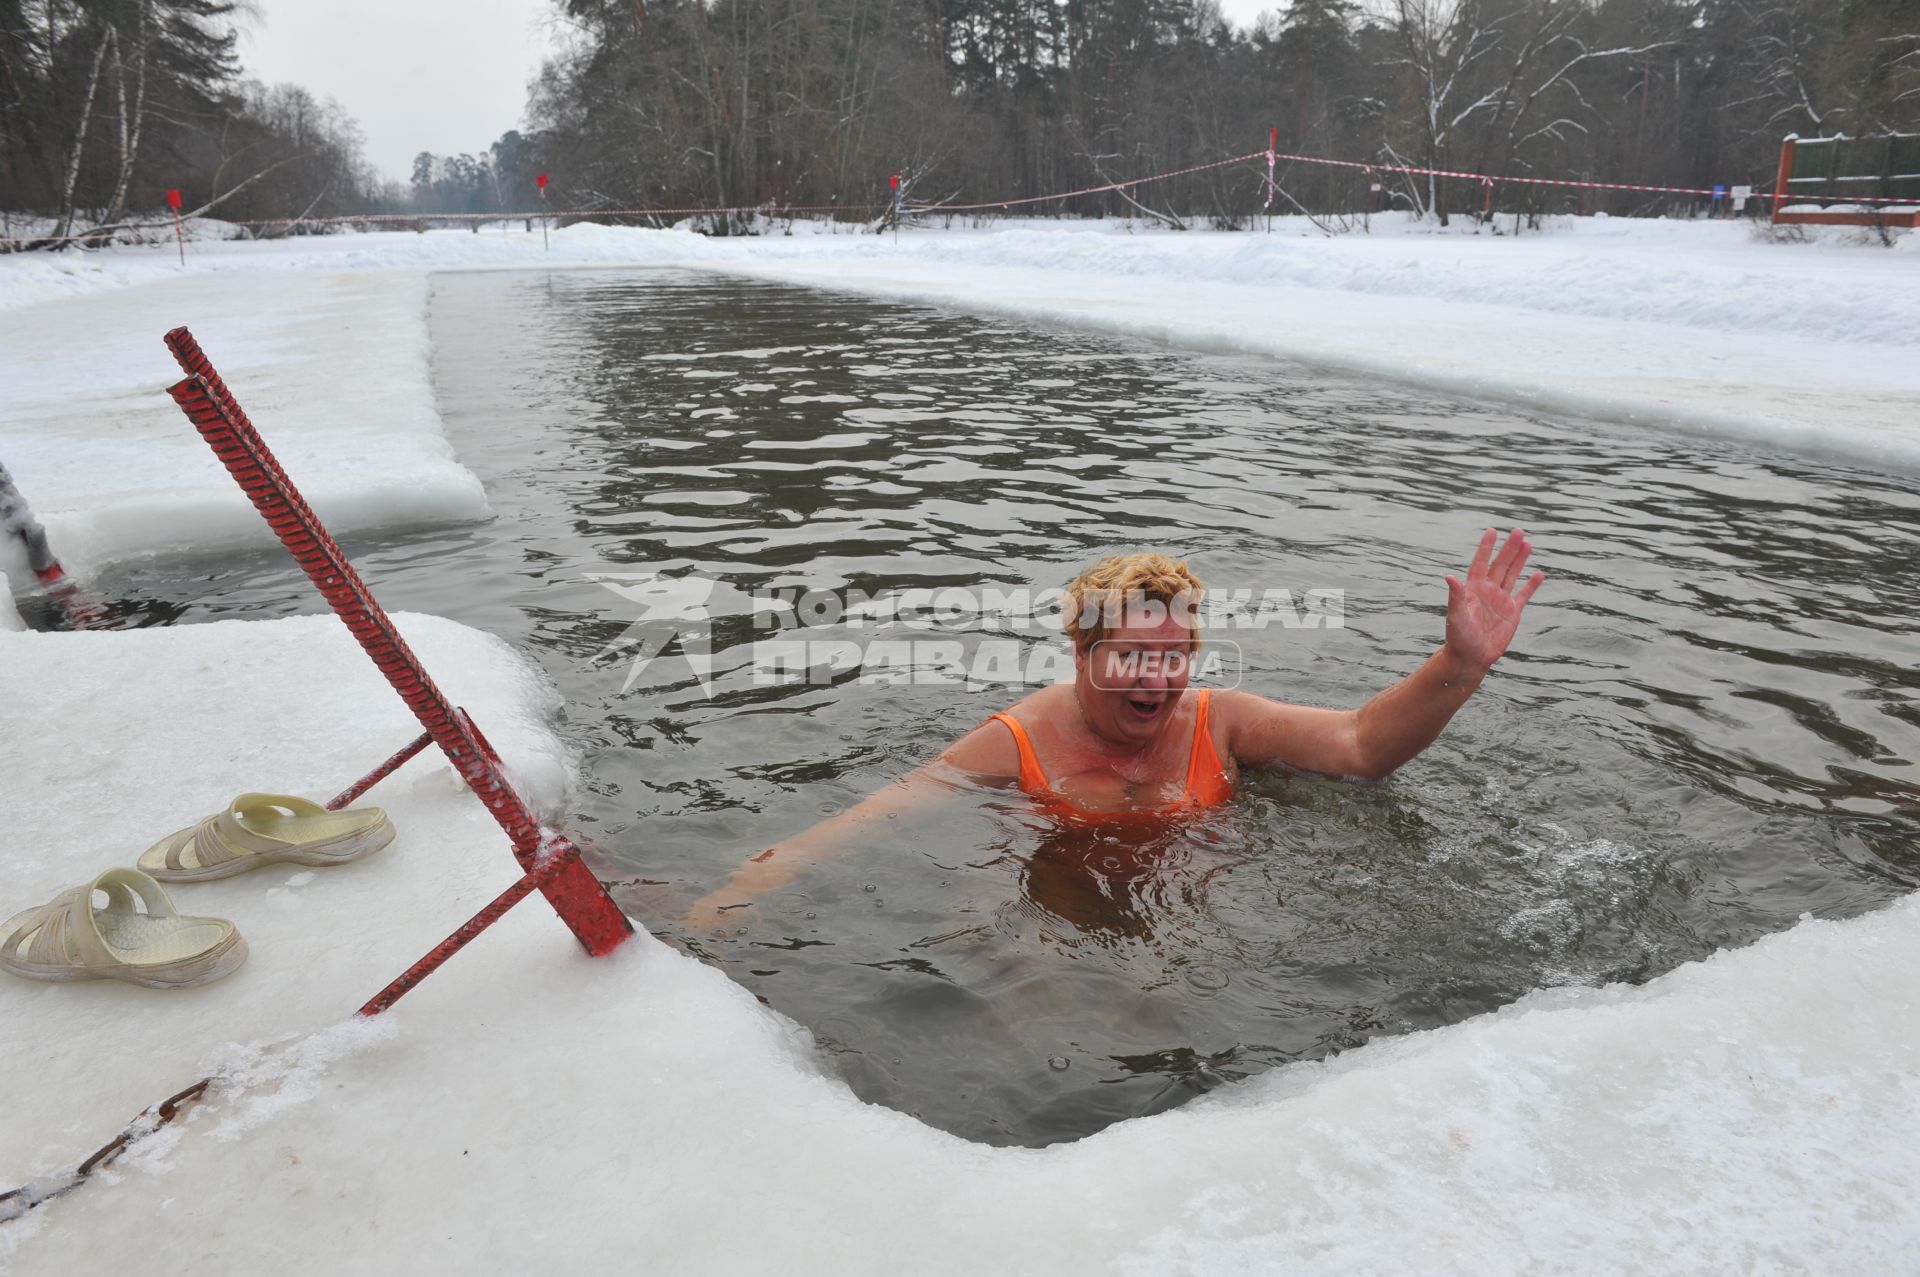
[1445,527,1546,670]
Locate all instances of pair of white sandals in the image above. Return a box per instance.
[0,794,393,989]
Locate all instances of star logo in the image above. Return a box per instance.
[588,572,718,696]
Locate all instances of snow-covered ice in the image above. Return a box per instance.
[2,217,1917,1271]
[0,267,485,573]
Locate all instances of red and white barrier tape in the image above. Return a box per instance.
[0,201,890,247]
[904,151,1268,213]
[1268,147,1919,204]
[6,144,1913,248]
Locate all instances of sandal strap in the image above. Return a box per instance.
[158,826,195,872]
[4,870,193,974]
[161,819,218,873]
[97,867,176,918]
[232,792,327,821]
[153,794,332,873]
[18,888,83,965]
[180,815,247,871]
[15,881,116,969]
[173,800,298,872]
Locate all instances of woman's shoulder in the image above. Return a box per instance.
[942,687,1050,778]
[993,683,1072,726]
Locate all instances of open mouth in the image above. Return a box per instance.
[1124,695,1165,722]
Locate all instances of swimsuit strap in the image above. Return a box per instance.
[989,712,1053,796]
[1184,690,1233,806]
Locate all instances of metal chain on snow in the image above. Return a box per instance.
[0,1079,210,1223]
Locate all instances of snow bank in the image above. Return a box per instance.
[0,612,572,1188]
[5,214,1912,477]
[0,268,486,572]
[2,610,1917,1273]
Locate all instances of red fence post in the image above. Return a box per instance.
[1772,136,1796,226]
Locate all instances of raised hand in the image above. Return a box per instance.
[1444,527,1546,671]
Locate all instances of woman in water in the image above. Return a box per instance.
[682,527,1544,933]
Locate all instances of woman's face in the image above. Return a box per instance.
[1073,612,1197,746]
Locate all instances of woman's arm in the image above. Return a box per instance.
[680,718,1020,932]
[1216,646,1489,780]
[1218,527,1544,781]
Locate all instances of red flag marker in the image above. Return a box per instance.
[166,188,185,266]
[536,174,549,250]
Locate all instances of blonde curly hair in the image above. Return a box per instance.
[1060,552,1204,652]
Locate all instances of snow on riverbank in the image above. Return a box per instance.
[2,610,1915,1274]
[0,266,485,575]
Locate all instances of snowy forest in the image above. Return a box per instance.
[4,0,1919,239]
[502,0,1920,226]
[0,0,378,241]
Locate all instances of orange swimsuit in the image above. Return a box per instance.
[988,689,1233,818]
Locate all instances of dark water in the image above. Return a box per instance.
[89,268,1920,1147]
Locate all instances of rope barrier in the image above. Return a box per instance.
[7,140,1913,249]
[0,200,892,248]
[1266,146,1920,205]
[904,151,1268,213]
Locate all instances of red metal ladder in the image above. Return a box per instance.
[162,326,631,1015]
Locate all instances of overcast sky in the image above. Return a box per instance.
[239,0,561,182]
[239,0,1279,184]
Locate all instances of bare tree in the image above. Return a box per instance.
[96,0,152,236]
[9,0,1919,243]
[1379,0,1505,224]
[50,17,110,240]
